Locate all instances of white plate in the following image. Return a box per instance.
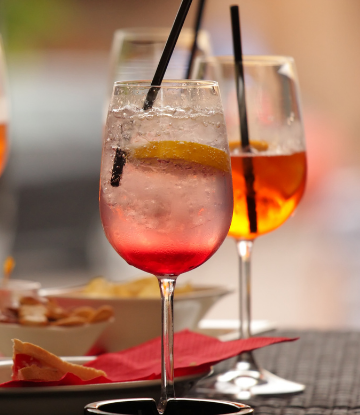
[0,357,209,415]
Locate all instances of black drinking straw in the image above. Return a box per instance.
[143,0,193,110]
[230,5,258,233]
[111,0,193,186]
[185,0,206,79]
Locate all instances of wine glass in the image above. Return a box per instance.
[100,80,233,412]
[103,28,212,119]
[0,37,13,263]
[0,36,9,176]
[192,55,307,398]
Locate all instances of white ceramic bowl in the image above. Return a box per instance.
[0,319,113,357]
[43,284,232,353]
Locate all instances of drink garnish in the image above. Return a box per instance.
[110,148,127,187]
[229,140,269,152]
[130,140,230,172]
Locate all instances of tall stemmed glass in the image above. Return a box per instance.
[0,37,9,176]
[193,56,307,397]
[108,28,211,84]
[103,28,211,119]
[100,80,233,411]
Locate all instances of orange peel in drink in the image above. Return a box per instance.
[130,140,231,173]
[229,140,269,152]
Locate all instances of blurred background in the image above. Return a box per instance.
[0,0,359,330]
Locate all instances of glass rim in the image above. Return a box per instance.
[197,55,295,66]
[113,79,219,89]
[113,27,208,41]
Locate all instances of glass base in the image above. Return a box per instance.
[84,397,254,415]
[195,353,305,400]
[208,370,305,400]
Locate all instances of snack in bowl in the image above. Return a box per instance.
[0,295,114,327]
[12,339,106,381]
[82,276,194,298]
[0,297,114,357]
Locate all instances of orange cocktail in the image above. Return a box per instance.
[0,123,8,176]
[229,143,306,240]
[0,36,9,177]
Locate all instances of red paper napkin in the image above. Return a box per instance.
[0,329,297,388]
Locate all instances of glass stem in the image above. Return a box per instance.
[158,276,177,413]
[235,239,263,377]
[237,240,253,339]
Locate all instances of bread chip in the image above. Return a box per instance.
[3,296,114,327]
[88,305,114,323]
[71,306,95,321]
[46,304,69,321]
[51,315,88,327]
[18,305,48,327]
[12,339,106,381]
[19,296,43,306]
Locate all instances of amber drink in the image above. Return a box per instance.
[229,147,306,239]
[0,123,8,175]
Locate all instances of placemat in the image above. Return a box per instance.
[187,330,360,414]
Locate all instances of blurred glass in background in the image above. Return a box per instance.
[0,34,15,268]
[0,0,360,330]
[104,27,211,118]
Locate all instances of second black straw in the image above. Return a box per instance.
[230,5,257,233]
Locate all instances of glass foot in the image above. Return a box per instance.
[196,355,305,400]
[214,368,304,400]
[85,398,254,415]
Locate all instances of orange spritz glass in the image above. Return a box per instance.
[193,55,307,398]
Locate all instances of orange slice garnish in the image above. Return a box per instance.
[229,140,269,152]
[131,140,230,172]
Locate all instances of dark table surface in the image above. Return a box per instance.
[186,330,360,415]
[3,329,360,415]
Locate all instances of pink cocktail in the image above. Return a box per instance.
[99,80,233,411]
